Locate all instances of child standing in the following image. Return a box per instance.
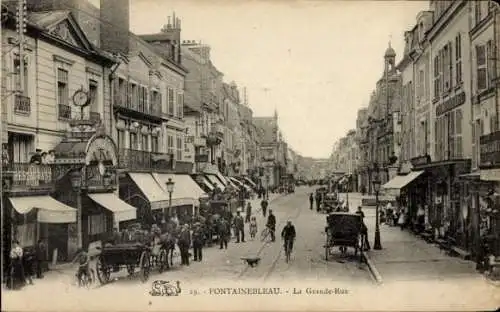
[249,216,258,239]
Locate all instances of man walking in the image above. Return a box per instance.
[218,218,230,249]
[309,193,314,210]
[355,206,371,250]
[266,210,277,242]
[233,211,245,243]
[245,202,252,223]
[35,239,46,279]
[315,192,321,211]
[261,198,269,217]
[192,223,204,262]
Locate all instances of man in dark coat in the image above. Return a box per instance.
[192,223,204,262]
[309,193,314,210]
[178,225,191,265]
[315,192,321,211]
[35,239,46,279]
[266,210,277,242]
[261,198,268,217]
[233,211,245,243]
[218,218,230,250]
[245,202,252,223]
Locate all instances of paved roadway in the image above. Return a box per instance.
[3,186,375,311]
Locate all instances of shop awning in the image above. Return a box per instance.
[201,176,215,191]
[153,173,209,207]
[88,193,137,222]
[226,177,239,189]
[9,196,76,223]
[206,174,226,191]
[382,170,425,195]
[242,177,257,188]
[128,173,170,210]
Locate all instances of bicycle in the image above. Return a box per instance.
[260,226,273,242]
[284,239,293,263]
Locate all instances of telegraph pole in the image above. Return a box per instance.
[16,0,27,94]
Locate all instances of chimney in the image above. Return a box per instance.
[100,0,130,55]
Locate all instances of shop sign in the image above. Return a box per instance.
[195,154,209,163]
[479,130,500,169]
[410,155,431,168]
[436,91,466,116]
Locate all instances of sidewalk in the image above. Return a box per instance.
[363,212,483,283]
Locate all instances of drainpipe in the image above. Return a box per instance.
[494,4,499,130]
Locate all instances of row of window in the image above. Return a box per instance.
[433,34,463,100]
[114,77,184,118]
[434,108,463,161]
[116,129,183,160]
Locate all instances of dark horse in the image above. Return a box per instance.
[160,232,177,268]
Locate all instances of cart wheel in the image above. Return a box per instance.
[139,250,151,283]
[126,265,135,275]
[96,256,111,284]
[158,249,167,273]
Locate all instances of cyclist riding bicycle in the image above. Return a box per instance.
[266,210,276,242]
[72,248,91,284]
[281,221,296,253]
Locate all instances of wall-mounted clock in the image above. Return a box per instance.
[73,89,90,107]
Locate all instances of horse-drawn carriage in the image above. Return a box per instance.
[94,232,178,285]
[321,193,339,213]
[324,212,365,262]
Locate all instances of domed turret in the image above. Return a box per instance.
[384,42,396,58]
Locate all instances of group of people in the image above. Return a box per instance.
[6,240,47,290]
[29,149,56,165]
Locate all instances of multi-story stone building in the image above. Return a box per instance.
[1,3,129,261]
[237,96,260,179]
[221,82,243,176]
[181,41,225,176]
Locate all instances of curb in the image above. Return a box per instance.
[363,252,383,285]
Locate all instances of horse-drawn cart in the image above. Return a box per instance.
[95,243,164,285]
[324,212,365,262]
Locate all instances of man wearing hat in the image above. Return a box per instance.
[192,223,204,262]
[178,224,191,266]
[233,211,245,243]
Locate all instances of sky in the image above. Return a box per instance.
[94,0,428,158]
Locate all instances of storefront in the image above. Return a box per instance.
[478,130,500,257]
[408,155,471,242]
[382,170,426,215]
[53,129,136,255]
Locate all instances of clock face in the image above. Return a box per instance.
[73,90,89,107]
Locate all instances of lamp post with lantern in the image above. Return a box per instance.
[165,178,175,221]
[372,163,382,250]
[70,169,84,249]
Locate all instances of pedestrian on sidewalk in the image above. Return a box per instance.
[178,225,191,266]
[355,206,370,250]
[35,239,46,279]
[261,198,268,217]
[7,241,26,290]
[218,218,230,249]
[192,223,204,262]
[233,211,245,243]
[245,202,252,223]
[309,193,314,210]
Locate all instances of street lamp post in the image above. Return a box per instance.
[165,178,175,221]
[346,176,350,209]
[70,169,83,249]
[372,166,382,250]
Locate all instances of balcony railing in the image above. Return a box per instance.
[114,95,162,121]
[58,104,71,119]
[118,148,174,171]
[14,94,31,115]
[2,163,55,190]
